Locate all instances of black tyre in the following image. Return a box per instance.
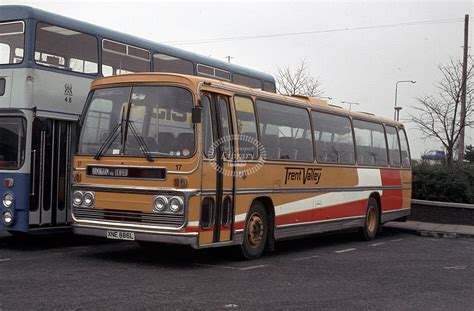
[359,197,380,241]
[7,230,28,237]
[241,201,268,260]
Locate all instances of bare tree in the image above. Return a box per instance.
[276,59,323,97]
[410,58,474,165]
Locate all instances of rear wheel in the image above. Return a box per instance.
[359,197,380,241]
[241,202,268,260]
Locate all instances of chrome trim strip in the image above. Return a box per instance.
[201,186,405,195]
[382,208,411,214]
[73,183,200,194]
[197,240,236,249]
[168,160,201,175]
[72,213,187,231]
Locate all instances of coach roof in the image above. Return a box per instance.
[90,72,403,127]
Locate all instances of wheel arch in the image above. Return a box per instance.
[369,191,382,225]
[251,196,275,251]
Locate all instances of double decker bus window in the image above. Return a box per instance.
[153,53,194,75]
[234,96,258,159]
[0,21,24,65]
[35,22,98,74]
[386,126,401,167]
[257,100,313,162]
[233,73,262,89]
[263,81,276,93]
[353,120,388,166]
[0,117,26,169]
[102,39,150,76]
[312,111,355,164]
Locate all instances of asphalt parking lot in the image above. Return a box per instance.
[0,227,473,310]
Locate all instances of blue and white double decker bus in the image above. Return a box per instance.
[0,5,276,234]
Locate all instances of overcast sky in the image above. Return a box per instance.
[4,0,473,158]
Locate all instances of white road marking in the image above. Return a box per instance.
[335,248,356,254]
[390,239,404,242]
[0,258,11,262]
[238,264,268,271]
[444,265,467,270]
[193,263,268,271]
[224,304,239,308]
[369,242,385,247]
[293,255,320,261]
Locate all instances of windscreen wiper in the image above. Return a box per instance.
[94,122,122,160]
[128,121,154,162]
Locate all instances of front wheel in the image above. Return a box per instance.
[359,197,380,241]
[241,202,268,260]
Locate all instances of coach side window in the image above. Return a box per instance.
[256,100,313,162]
[201,96,214,158]
[312,111,355,164]
[234,96,258,159]
[102,39,150,76]
[353,120,388,166]
[386,125,401,167]
[398,128,411,167]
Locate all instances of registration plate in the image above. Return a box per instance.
[106,230,135,241]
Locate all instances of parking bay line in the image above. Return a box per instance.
[369,242,386,247]
[193,263,268,271]
[390,239,404,242]
[0,258,11,262]
[335,248,356,254]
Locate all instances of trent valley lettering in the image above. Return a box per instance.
[284,167,322,185]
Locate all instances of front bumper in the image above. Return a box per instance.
[73,223,199,248]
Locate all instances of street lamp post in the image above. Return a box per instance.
[394,80,416,121]
[341,101,360,111]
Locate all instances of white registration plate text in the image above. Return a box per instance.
[106,230,135,241]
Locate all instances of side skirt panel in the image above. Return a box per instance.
[275,216,365,241]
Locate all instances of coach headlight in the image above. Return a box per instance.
[2,210,14,226]
[83,192,95,207]
[169,196,184,213]
[73,191,84,207]
[153,195,168,212]
[2,193,13,208]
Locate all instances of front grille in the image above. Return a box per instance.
[73,207,184,228]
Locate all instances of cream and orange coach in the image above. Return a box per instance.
[71,73,411,259]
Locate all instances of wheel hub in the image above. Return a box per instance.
[247,213,264,247]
